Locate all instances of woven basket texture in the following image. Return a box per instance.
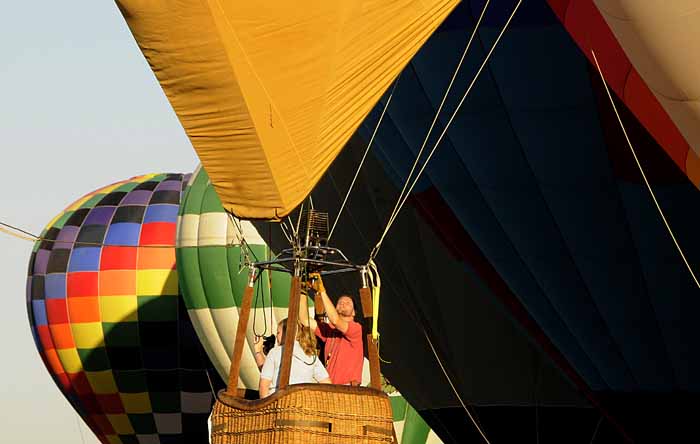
[211,384,394,444]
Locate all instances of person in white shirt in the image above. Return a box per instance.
[259,318,331,397]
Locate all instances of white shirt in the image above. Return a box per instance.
[260,341,329,396]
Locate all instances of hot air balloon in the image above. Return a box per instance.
[26,173,224,444]
[116,1,470,443]
[176,166,446,444]
[299,2,699,442]
[110,0,700,442]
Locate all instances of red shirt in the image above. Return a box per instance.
[315,320,364,385]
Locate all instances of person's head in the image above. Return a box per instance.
[277,318,317,356]
[336,295,356,318]
[262,334,276,355]
[276,319,286,345]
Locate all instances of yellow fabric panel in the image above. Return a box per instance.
[595,1,700,155]
[100,296,138,323]
[117,0,459,219]
[56,348,82,374]
[107,414,135,435]
[106,435,122,444]
[120,392,152,414]
[71,322,105,349]
[86,370,119,394]
[136,269,178,295]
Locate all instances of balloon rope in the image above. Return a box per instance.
[74,414,87,444]
[228,212,259,265]
[591,49,700,290]
[0,223,37,242]
[421,325,492,444]
[375,0,492,252]
[328,77,400,242]
[589,415,603,444]
[279,220,294,245]
[370,0,523,261]
[0,220,174,248]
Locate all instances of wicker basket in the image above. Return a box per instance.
[211,384,394,444]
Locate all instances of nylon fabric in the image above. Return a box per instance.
[176,166,445,443]
[116,0,460,219]
[594,1,700,160]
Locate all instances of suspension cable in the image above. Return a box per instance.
[228,212,259,266]
[0,224,37,242]
[421,324,491,444]
[328,77,401,242]
[589,415,603,444]
[279,220,294,245]
[591,49,700,290]
[370,0,523,261]
[0,220,173,248]
[74,414,87,444]
[373,0,493,255]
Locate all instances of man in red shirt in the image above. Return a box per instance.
[299,273,364,385]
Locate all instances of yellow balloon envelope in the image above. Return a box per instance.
[116,0,460,219]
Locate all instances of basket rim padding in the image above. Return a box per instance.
[216,383,389,411]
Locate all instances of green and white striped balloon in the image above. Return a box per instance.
[176,166,292,389]
[176,166,442,443]
[389,392,443,444]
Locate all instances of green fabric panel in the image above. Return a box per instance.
[181,168,208,215]
[127,414,157,434]
[390,396,408,422]
[149,173,167,182]
[102,322,140,347]
[113,182,139,193]
[225,245,245,307]
[201,182,225,214]
[401,405,431,444]
[199,245,236,309]
[149,392,180,413]
[119,435,139,444]
[176,247,208,310]
[254,268,274,314]
[271,270,292,308]
[137,296,178,321]
[247,244,267,261]
[178,182,192,217]
[79,194,104,209]
[53,211,73,230]
[113,370,148,393]
[77,347,111,371]
[223,243,266,307]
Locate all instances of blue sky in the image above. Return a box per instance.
[0,2,197,442]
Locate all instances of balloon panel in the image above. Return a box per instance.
[26,173,223,444]
[344,1,700,441]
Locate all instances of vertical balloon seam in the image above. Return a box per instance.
[479,42,640,390]
[590,49,685,389]
[383,47,612,393]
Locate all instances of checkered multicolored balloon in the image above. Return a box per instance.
[26,173,223,444]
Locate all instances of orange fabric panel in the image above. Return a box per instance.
[136,246,176,270]
[99,270,136,297]
[67,296,101,323]
[49,323,75,349]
